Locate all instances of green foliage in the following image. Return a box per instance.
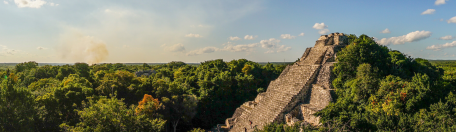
[0,75,37,132]
[60,96,166,132]
[8,36,455,132]
[0,59,285,131]
[15,61,38,73]
[316,34,455,131]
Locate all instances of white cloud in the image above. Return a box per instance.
[36,47,48,50]
[440,19,444,21]
[435,0,447,5]
[162,43,186,52]
[274,45,291,53]
[313,23,328,29]
[313,23,330,35]
[448,16,456,24]
[280,34,296,39]
[421,9,435,15]
[380,28,391,34]
[318,29,330,35]
[244,35,257,40]
[222,43,259,52]
[14,0,47,8]
[185,33,203,38]
[260,38,281,48]
[260,38,291,53]
[439,35,455,40]
[229,36,241,41]
[426,41,456,51]
[299,33,305,36]
[376,30,432,45]
[186,47,219,56]
[3,1,8,4]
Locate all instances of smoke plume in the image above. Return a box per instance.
[59,31,109,65]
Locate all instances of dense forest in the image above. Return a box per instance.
[2,34,456,132]
[0,58,287,131]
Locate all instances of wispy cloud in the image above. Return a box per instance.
[260,38,291,53]
[426,40,456,51]
[0,45,19,56]
[229,36,241,41]
[421,9,435,15]
[185,33,203,38]
[380,28,391,34]
[49,2,58,6]
[244,35,257,40]
[439,35,455,40]
[280,34,296,39]
[14,0,47,8]
[186,47,218,56]
[299,33,305,36]
[435,0,447,5]
[191,24,210,28]
[222,43,259,52]
[185,38,292,56]
[162,43,186,52]
[376,30,432,45]
[3,1,8,4]
[36,47,48,50]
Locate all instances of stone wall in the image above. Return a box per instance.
[223,33,348,132]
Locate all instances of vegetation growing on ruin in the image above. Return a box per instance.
[255,35,456,132]
[314,34,456,131]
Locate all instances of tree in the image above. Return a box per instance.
[242,64,253,75]
[74,63,91,79]
[95,70,146,104]
[34,74,94,130]
[162,94,198,132]
[0,73,37,132]
[15,61,38,73]
[136,94,161,117]
[60,96,166,132]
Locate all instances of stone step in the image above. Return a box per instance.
[227,34,348,131]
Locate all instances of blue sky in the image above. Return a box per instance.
[0,0,455,63]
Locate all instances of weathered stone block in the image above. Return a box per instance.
[223,33,348,131]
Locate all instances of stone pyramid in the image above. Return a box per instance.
[221,33,348,132]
